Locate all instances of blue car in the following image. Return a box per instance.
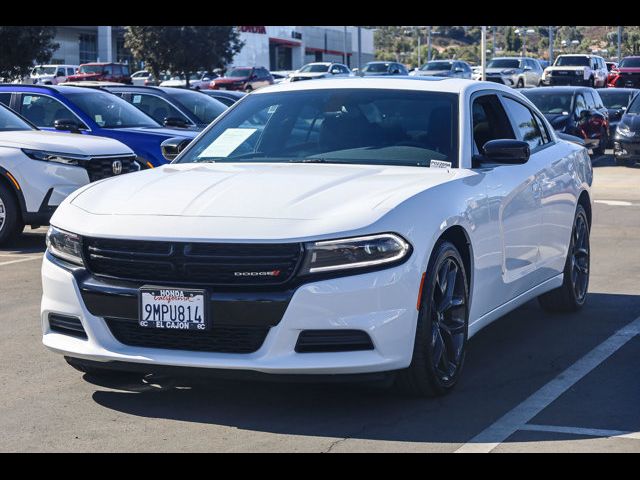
[0,85,199,166]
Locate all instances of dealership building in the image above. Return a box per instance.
[49,26,375,71]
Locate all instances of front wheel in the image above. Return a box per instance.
[538,204,590,312]
[396,241,469,396]
[516,78,524,88]
[0,182,24,246]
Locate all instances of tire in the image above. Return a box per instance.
[244,85,253,93]
[588,76,595,88]
[516,78,524,88]
[396,240,469,397]
[538,204,590,313]
[0,182,24,246]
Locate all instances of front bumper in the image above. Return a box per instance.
[41,252,420,375]
[613,137,640,160]
[485,75,517,87]
[544,75,589,86]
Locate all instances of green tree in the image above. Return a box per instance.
[124,26,243,87]
[0,26,58,81]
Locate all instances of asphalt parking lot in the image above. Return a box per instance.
[1,153,639,452]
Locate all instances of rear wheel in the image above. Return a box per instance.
[516,78,524,88]
[0,182,24,246]
[397,241,469,396]
[538,204,590,312]
[588,76,595,87]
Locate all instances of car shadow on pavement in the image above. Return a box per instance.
[88,291,640,445]
[0,229,47,254]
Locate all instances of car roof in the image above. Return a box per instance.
[0,84,110,95]
[556,54,597,57]
[598,87,639,94]
[522,86,590,93]
[254,76,507,96]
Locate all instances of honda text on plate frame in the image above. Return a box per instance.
[41,78,592,397]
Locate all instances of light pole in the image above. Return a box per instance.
[416,28,421,67]
[549,26,554,64]
[481,26,487,81]
[427,26,432,62]
[357,26,362,73]
[618,26,622,61]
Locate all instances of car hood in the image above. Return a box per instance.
[292,72,329,78]
[486,67,521,75]
[543,113,571,128]
[619,114,640,132]
[67,73,101,81]
[215,77,247,83]
[112,126,199,139]
[62,163,463,240]
[0,130,132,155]
[546,66,587,71]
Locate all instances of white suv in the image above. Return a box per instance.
[0,103,137,245]
[542,54,608,88]
[30,65,79,85]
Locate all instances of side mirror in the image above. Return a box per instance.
[161,137,191,161]
[330,68,341,74]
[202,77,211,82]
[523,66,532,71]
[163,117,190,129]
[454,68,464,73]
[477,139,530,165]
[54,118,83,133]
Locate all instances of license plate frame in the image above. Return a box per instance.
[138,286,209,331]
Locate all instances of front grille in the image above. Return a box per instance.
[485,76,504,84]
[84,155,138,182]
[49,314,87,339]
[83,237,304,287]
[295,330,374,353]
[105,318,269,353]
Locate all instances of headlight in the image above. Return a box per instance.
[617,124,634,137]
[46,226,84,266]
[22,149,88,166]
[502,69,516,75]
[299,233,411,275]
[575,69,584,76]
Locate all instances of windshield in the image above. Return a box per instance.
[31,66,57,76]
[227,68,252,78]
[487,59,520,69]
[420,61,453,71]
[522,91,573,115]
[0,105,34,132]
[363,63,390,73]
[176,89,458,168]
[79,65,107,74]
[299,64,330,73]
[555,56,589,67]
[66,91,160,128]
[619,57,640,68]
[627,95,640,114]
[599,91,635,110]
[165,89,227,124]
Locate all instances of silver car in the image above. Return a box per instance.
[410,60,472,79]
[483,57,543,88]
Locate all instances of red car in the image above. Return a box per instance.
[208,67,273,92]
[65,63,132,84]
[608,56,640,88]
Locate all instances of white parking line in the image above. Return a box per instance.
[0,256,42,267]
[595,200,635,206]
[520,424,640,440]
[455,316,640,453]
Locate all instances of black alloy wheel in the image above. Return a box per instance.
[397,241,469,396]
[538,204,590,312]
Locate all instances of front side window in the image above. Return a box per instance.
[502,97,545,151]
[299,64,330,73]
[20,94,80,128]
[574,94,587,115]
[164,89,226,124]
[364,63,390,73]
[472,94,515,153]
[65,91,160,128]
[177,89,459,168]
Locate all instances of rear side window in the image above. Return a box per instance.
[501,97,545,151]
[0,93,11,107]
[130,93,190,125]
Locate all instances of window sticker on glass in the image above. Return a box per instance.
[197,128,257,158]
[94,114,104,126]
[430,160,451,169]
[133,95,142,104]
[23,96,32,105]
[267,105,278,114]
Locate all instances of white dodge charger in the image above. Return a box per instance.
[41,77,593,396]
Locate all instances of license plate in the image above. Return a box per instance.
[218,86,227,90]
[139,287,208,330]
